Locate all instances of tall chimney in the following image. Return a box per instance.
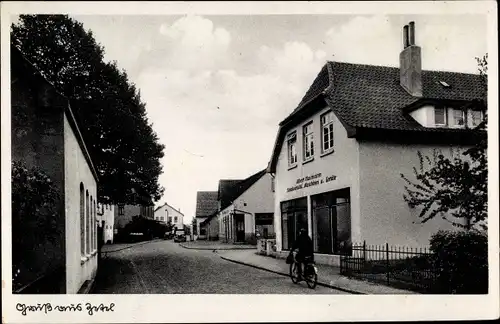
[403,25,409,48]
[399,21,422,97]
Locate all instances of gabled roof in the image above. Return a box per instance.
[154,202,184,216]
[195,191,218,218]
[269,61,486,173]
[218,169,267,211]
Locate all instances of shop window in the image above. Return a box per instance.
[287,131,297,167]
[311,188,351,255]
[80,183,85,256]
[303,122,314,161]
[321,111,334,153]
[280,198,308,250]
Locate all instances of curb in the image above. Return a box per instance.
[179,243,256,251]
[219,256,364,295]
[101,239,161,254]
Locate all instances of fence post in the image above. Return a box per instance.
[362,241,366,271]
[386,243,390,285]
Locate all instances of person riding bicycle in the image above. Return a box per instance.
[289,228,314,280]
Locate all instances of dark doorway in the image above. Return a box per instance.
[235,214,245,242]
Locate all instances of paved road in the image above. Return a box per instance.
[93,240,346,294]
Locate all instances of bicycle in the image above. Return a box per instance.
[289,252,318,289]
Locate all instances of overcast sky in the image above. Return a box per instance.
[68,14,487,224]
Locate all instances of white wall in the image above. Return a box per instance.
[98,204,114,244]
[358,141,468,247]
[233,173,274,235]
[63,113,98,294]
[274,106,361,251]
[155,204,184,229]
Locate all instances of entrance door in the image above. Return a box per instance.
[314,206,332,254]
[235,214,245,242]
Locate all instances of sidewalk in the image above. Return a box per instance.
[101,239,161,254]
[218,250,418,295]
[179,240,257,250]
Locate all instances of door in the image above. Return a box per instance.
[235,214,245,242]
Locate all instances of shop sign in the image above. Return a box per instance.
[286,173,337,192]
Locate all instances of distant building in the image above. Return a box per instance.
[154,202,184,230]
[11,45,98,294]
[216,169,275,244]
[194,191,218,240]
[114,202,154,237]
[97,204,114,244]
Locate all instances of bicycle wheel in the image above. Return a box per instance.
[290,263,299,284]
[305,265,318,289]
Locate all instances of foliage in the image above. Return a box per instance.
[12,161,61,288]
[429,230,488,294]
[401,54,488,231]
[11,15,165,205]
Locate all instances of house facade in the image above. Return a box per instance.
[154,202,184,230]
[217,170,275,244]
[97,203,115,244]
[114,203,154,237]
[268,22,486,265]
[11,45,99,294]
[195,191,218,240]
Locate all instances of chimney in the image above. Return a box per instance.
[399,21,422,97]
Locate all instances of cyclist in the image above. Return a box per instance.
[289,228,314,280]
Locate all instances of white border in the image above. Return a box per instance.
[2,1,499,323]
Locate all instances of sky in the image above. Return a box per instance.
[67,14,487,224]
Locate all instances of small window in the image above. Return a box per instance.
[174,216,178,223]
[321,111,334,152]
[452,109,465,127]
[303,122,314,160]
[438,80,450,88]
[434,107,447,126]
[471,110,484,127]
[118,205,124,215]
[287,132,297,167]
[161,216,164,221]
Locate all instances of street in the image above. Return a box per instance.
[93,240,346,294]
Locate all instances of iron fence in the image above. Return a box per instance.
[340,241,438,293]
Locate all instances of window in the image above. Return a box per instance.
[434,107,447,126]
[471,110,483,127]
[174,216,178,223]
[169,217,172,223]
[287,132,297,167]
[280,198,308,250]
[321,111,334,152]
[303,122,314,160]
[160,216,164,221]
[118,205,124,215]
[452,109,465,127]
[80,184,85,256]
[93,200,97,250]
[311,188,351,255]
[86,191,90,255]
[90,196,93,251]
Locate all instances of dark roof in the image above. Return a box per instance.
[195,191,218,218]
[218,169,267,211]
[11,45,99,182]
[269,61,486,173]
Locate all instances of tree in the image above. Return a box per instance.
[11,15,165,205]
[401,54,488,231]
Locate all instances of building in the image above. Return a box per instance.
[267,22,486,265]
[201,211,219,241]
[194,191,218,240]
[97,203,115,244]
[11,45,99,294]
[114,202,154,237]
[217,169,275,244]
[154,202,184,230]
